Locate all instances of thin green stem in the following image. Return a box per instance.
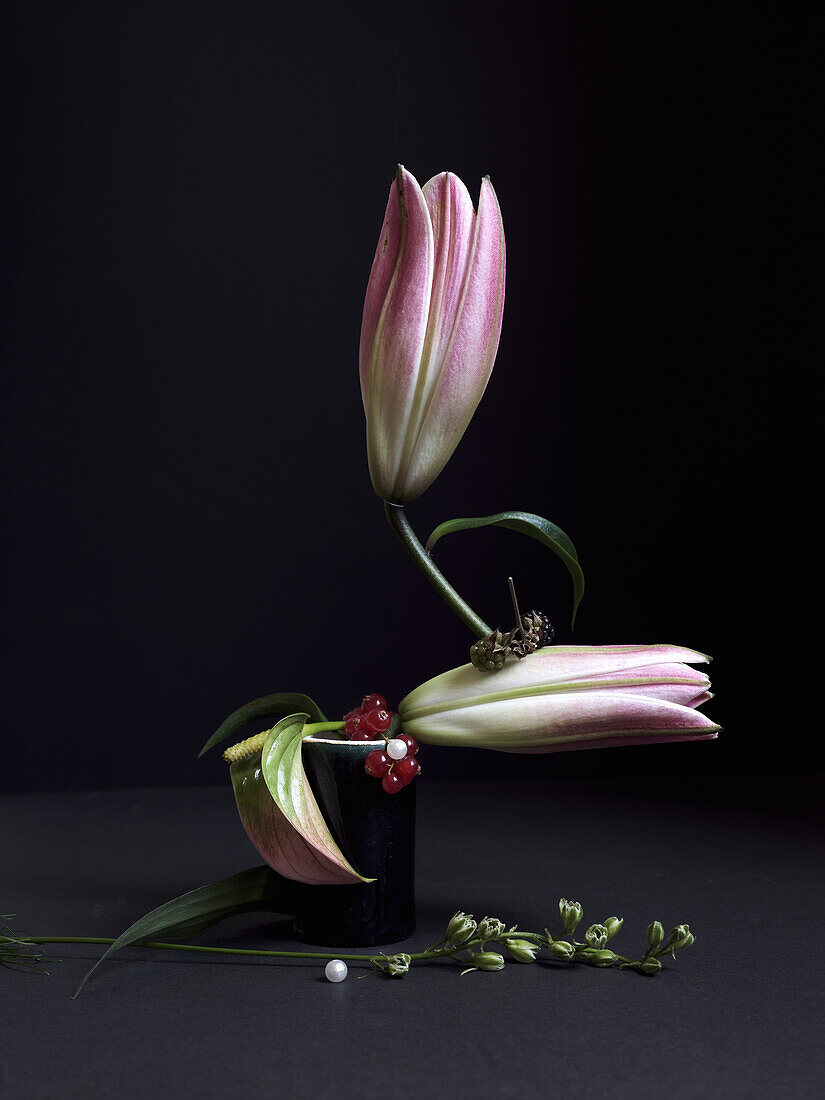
[11,937,381,964]
[383,502,491,638]
[6,936,480,968]
[304,721,345,737]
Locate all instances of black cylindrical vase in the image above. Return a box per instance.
[293,736,416,947]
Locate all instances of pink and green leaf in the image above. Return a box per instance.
[230,714,373,887]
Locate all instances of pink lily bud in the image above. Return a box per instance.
[359,166,506,502]
[398,645,719,752]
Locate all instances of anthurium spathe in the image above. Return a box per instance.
[398,645,719,752]
[229,714,374,886]
[360,165,506,503]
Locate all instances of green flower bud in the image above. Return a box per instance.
[385,953,411,977]
[635,957,662,975]
[603,916,623,941]
[559,898,583,934]
[585,923,609,949]
[476,917,506,941]
[469,951,505,971]
[505,939,539,963]
[647,921,665,948]
[445,911,477,943]
[669,925,694,951]
[577,948,618,967]
[546,940,575,960]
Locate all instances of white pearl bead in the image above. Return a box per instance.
[387,738,408,760]
[325,959,348,983]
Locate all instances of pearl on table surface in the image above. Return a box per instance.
[325,959,348,983]
[387,738,408,760]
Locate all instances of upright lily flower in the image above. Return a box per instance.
[398,645,719,752]
[360,166,506,503]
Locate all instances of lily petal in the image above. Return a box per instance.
[552,662,711,707]
[360,166,434,501]
[400,645,712,720]
[402,176,506,500]
[360,168,506,502]
[401,690,720,753]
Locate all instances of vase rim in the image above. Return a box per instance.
[303,735,386,746]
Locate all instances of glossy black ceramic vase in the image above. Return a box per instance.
[292,736,416,948]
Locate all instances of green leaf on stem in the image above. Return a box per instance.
[425,510,585,627]
[73,865,298,997]
[232,714,373,886]
[198,692,327,757]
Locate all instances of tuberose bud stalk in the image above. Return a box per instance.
[506,939,540,963]
[634,957,663,975]
[559,898,584,934]
[577,948,619,967]
[647,921,665,949]
[384,953,412,977]
[476,917,506,941]
[603,917,623,941]
[585,923,609,949]
[468,951,506,972]
[21,898,695,988]
[546,940,576,960]
[668,925,695,952]
[445,911,477,943]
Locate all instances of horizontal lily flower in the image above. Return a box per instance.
[398,645,719,753]
[360,165,506,502]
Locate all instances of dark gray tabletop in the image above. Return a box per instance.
[2,778,823,1099]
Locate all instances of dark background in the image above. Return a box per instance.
[1,0,806,793]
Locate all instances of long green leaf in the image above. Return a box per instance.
[73,865,298,997]
[198,692,327,757]
[254,714,373,885]
[425,510,585,627]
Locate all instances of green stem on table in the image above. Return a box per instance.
[8,936,455,965]
[383,502,492,638]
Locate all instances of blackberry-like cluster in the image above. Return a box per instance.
[529,610,555,648]
[470,611,556,672]
[470,630,511,671]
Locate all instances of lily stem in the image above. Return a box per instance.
[383,502,491,638]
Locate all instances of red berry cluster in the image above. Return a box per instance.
[365,732,420,795]
[343,693,394,739]
[343,693,421,795]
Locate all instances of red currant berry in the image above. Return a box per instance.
[362,707,392,734]
[365,750,391,777]
[381,771,403,795]
[396,733,418,756]
[361,693,387,712]
[349,729,374,742]
[393,757,419,785]
[344,707,364,723]
[344,713,365,736]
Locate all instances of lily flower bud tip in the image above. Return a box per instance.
[360,166,506,503]
[398,645,719,754]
